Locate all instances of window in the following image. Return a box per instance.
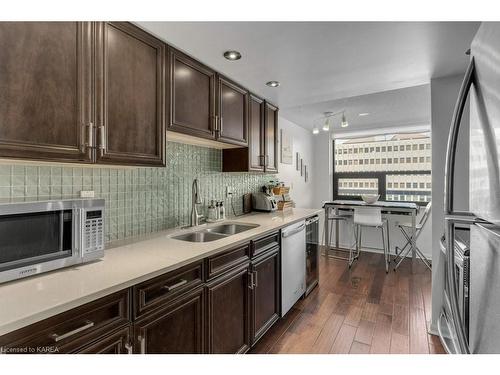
[334,132,431,204]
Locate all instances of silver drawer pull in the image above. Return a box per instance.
[50,320,94,342]
[163,279,188,291]
[124,342,133,354]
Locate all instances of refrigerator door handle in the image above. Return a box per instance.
[443,58,475,355]
[444,57,475,216]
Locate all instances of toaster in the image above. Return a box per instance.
[252,192,278,212]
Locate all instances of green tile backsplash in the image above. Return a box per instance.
[0,141,275,243]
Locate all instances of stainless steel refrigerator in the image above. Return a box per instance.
[440,22,500,354]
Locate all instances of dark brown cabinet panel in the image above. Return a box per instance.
[222,96,278,173]
[169,49,216,139]
[133,286,205,354]
[251,248,280,344]
[77,326,132,354]
[0,22,93,163]
[248,95,265,171]
[264,102,279,173]
[0,289,131,354]
[206,264,251,354]
[95,22,166,166]
[217,76,248,146]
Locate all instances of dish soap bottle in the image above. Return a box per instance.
[215,201,220,221]
[219,201,225,220]
[208,200,217,222]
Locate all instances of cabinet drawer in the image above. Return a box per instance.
[251,232,280,258]
[133,261,204,319]
[0,289,130,354]
[206,244,250,280]
[77,326,131,354]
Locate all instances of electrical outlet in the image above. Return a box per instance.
[80,190,95,198]
[226,186,233,197]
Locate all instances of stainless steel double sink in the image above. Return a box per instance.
[171,223,260,242]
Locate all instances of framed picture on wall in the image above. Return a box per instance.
[300,159,304,176]
[304,165,308,182]
[296,152,301,171]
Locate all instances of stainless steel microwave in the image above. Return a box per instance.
[0,199,105,284]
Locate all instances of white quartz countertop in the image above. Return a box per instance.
[0,208,321,336]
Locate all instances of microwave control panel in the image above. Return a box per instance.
[83,209,104,255]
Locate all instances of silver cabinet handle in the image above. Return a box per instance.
[87,122,94,148]
[138,335,146,354]
[282,223,306,238]
[253,270,258,288]
[444,58,474,215]
[98,125,106,150]
[248,271,254,290]
[50,320,94,342]
[163,279,188,292]
[124,342,133,354]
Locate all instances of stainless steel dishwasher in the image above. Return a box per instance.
[281,220,306,316]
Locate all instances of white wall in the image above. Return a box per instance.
[276,116,315,208]
[430,74,470,332]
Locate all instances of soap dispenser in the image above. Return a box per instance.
[219,201,226,220]
[208,200,217,222]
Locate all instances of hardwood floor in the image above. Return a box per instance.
[250,249,445,354]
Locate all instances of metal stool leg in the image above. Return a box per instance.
[381,225,388,273]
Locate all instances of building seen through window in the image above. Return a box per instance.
[334,132,431,203]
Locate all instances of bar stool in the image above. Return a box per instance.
[323,206,355,260]
[393,201,432,271]
[351,207,390,273]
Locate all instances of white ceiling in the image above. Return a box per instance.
[137,21,479,129]
[282,84,430,131]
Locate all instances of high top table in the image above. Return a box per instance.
[323,200,419,273]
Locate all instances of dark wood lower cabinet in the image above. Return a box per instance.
[0,232,284,355]
[77,326,132,354]
[251,248,280,344]
[133,286,205,354]
[206,264,251,354]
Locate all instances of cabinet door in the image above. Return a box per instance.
[264,102,279,173]
[0,22,92,163]
[77,326,131,354]
[251,248,280,344]
[169,49,216,139]
[217,76,248,146]
[248,94,265,172]
[95,22,166,166]
[133,287,205,354]
[206,264,251,354]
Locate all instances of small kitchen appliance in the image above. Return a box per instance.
[252,191,277,212]
[0,198,105,284]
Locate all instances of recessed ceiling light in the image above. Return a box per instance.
[223,50,242,61]
[266,81,280,88]
[358,112,370,116]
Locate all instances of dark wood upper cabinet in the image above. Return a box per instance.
[217,76,248,146]
[169,48,216,139]
[94,22,166,167]
[0,22,93,163]
[133,287,205,354]
[248,95,265,171]
[206,264,251,354]
[250,248,280,344]
[264,102,279,173]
